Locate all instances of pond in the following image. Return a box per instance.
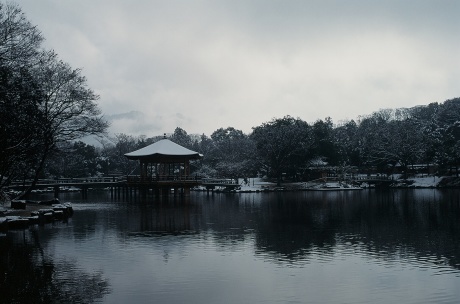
[1,189,460,304]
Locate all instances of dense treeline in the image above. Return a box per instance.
[41,97,460,182]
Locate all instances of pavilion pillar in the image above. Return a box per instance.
[181,160,185,179]
[185,161,190,178]
[140,161,148,181]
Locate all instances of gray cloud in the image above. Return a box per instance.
[106,111,163,135]
[17,0,460,135]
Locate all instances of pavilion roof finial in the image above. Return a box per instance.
[164,133,167,139]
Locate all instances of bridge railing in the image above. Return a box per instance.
[352,175,392,181]
[8,176,125,187]
[201,178,239,185]
[50,177,124,183]
[306,174,392,184]
[126,175,202,183]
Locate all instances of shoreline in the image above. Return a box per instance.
[0,200,73,232]
[2,175,458,202]
[199,175,455,193]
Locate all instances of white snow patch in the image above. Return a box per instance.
[408,176,441,187]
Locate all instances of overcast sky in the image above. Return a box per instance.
[17,0,460,136]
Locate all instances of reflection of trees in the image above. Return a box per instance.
[254,192,343,261]
[123,194,213,235]
[0,230,110,304]
[351,190,460,270]
[199,194,260,249]
[109,190,460,272]
[133,198,199,234]
[64,194,204,238]
[251,190,460,271]
[24,189,460,291]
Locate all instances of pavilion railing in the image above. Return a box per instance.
[126,175,201,184]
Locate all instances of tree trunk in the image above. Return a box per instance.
[19,145,50,199]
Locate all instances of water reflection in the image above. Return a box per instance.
[105,189,460,274]
[88,190,460,272]
[1,189,459,303]
[252,190,460,272]
[0,227,110,304]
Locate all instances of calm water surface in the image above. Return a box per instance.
[1,189,460,303]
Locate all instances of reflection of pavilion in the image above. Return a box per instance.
[124,138,202,195]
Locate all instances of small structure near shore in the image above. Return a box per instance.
[124,137,203,195]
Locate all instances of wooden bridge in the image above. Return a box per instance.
[7,175,241,198]
[7,177,123,198]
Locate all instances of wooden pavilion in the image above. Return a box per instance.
[124,138,202,194]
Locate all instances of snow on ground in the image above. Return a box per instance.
[388,174,442,188]
[201,175,446,192]
[409,176,442,187]
[238,177,276,191]
[239,177,269,186]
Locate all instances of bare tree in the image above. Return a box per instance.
[0,65,44,189]
[0,3,45,190]
[0,2,43,68]
[15,51,108,196]
[0,3,108,197]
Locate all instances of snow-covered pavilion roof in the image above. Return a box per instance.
[124,139,202,161]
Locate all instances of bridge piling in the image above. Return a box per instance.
[54,186,60,198]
